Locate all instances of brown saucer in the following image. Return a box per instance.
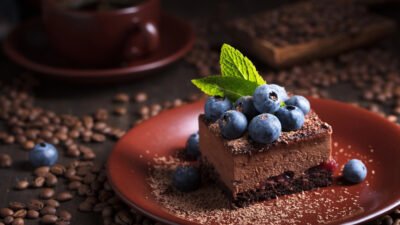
[107,98,400,225]
[2,14,194,83]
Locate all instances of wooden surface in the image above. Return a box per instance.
[231,1,397,68]
[0,1,399,225]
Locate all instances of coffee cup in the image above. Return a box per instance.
[41,0,160,67]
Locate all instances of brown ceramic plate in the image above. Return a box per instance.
[2,13,194,83]
[107,98,400,225]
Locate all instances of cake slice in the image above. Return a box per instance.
[199,111,333,207]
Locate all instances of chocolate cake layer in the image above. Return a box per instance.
[199,111,332,195]
[202,159,333,208]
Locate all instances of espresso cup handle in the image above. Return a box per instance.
[123,20,160,60]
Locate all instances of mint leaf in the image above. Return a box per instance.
[220,44,266,85]
[192,76,259,102]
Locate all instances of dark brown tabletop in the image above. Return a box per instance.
[0,0,399,225]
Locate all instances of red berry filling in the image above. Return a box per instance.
[319,159,338,172]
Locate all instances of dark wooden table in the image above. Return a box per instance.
[0,1,399,225]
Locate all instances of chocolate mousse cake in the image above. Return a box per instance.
[199,111,333,207]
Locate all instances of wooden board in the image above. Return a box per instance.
[230,10,397,68]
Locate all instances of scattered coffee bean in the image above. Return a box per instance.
[40,215,58,224]
[12,219,24,225]
[34,167,50,177]
[26,209,39,219]
[39,188,55,199]
[14,180,29,190]
[78,201,93,212]
[44,199,60,208]
[45,174,58,187]
[113,93,130,103]
[68,181,82,190]
[27,199,44,211]
[134,92,147,103]
[0,208,13,218]
[3,216,13,224]
[0,154,12,168]
[50,164,65,176]
[57,210,72,221]
[40,206,56,216]
[55,192,73,202]
[32,176,45,188]
[22,140,35,150]
[113,107,127,116]
[13,209,26,218]
[8,202,25,211]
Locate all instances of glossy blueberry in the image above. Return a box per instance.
[204,97,232,122]
[248,113,281,144]
[234,96,259,120]
[172,166,201,192]
[219,110,248,140]
[343,159,367,184]
[185,132,200,160]
[29,142,58,167]
[285,95,310,115]
[268,84,289,101]
[253,84,282,114]
[275,105,305,131]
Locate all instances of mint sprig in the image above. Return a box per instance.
[191,44,266,102]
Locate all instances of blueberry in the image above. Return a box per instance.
[248,113,281,144]
[172,166,201,192]
[268,84,289,101]
[185,132,200,160]
[234,96,259,120]
[343,159,367,184]
[285,95,310,115]
[219,110,248,140]
[275,105,305,131]
[29,142,58,167]
[253,84,282,114]
[204,97,232,122]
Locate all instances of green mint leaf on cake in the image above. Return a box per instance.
[191,76,259,102]
[220,44,266,86]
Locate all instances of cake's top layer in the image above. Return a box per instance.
[203,111,332,155]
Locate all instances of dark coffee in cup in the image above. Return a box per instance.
[42,0,160,67]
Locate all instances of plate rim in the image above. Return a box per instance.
[107,98,400,225]
[2,13,195,79]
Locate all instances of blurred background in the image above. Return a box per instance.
[0,0,399,224]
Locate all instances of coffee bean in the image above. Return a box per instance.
[40,206,56,216]
[0,154,12,168]
[22,140,35,150]
[34,167,50,177]
[32,176,45,188]
[8,202,25,211]
[0,208,13,218]
[113,107,127,116]
[3,216,13,224]
[39,188,55,199]
[45,174,58,187]
[102,206,113,217]
[14,180,29,190]
[78,201,93,212]
[57,210,71,221]
[55,192,73,202]
[68,181,82,190]
[78,184,90,196]
[394,219,400,225]
[13,209,26,218]
[44,199,60,208]
[134,92,147,103]
[94,109,108,121]
[138,106,150,117]
[115,210,133,225]
[26,210,39,219]
[50,164,65,176]
[11,218,24,225]
[113,93,130,103]
[40,215,58,224]
[91,133,106,143]
[27,199,44,211]
[382,215,394,225]
[4,135,15,144]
